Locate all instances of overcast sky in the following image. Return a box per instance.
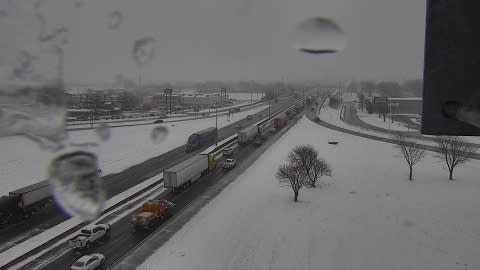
[1,0,426,86]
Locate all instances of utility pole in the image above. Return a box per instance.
[269,101,271,118]
[215,101,218,145]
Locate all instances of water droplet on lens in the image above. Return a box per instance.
[151,126,168,143]
[294,17,346,54]
[49,151,105,221]
[132,37,156,67]
[108,11,123,30]
[0,86,67,151]
[95,123,111,141]
[74,0,84,8]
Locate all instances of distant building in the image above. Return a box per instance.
[387,97,422,114]
[144,93,228,108]
[368,97,422,115]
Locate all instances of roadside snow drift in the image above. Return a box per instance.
[139,116,480,270]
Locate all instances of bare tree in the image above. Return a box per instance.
[394,134,426,180]
[288,145,332,187]
[276,163,306,202]
[309,158,332,187]
[288,144,317,179]
[434,136,478,180]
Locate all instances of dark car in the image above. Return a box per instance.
[154,119,164,123]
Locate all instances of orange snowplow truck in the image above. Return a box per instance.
[131,199,174,230]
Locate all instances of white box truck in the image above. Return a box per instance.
[237,126,258,145]
[164,154,215,192]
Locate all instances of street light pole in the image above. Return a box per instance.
[269,100,271,118]
[215,101,218,145]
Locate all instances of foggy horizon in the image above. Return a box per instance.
[1,0,426,87]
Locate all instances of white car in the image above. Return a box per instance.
[70,253,105,270]
[68,224,110,250]
[222,147,234,156]
[223,158,237,169]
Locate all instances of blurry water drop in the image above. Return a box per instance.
[95,123,111,141]
[49,151,105,221]
[73,0,84,8]
[12,50,37,81]
[294,17,346,54]
[132,37,156,67]
[0,86,67,151]
[108,11,123,30]
[151,126,168,143]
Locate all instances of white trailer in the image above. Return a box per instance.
[9,180,51,209]
[258,120,274,139]
[237,126,258,145]
[164,155,210,192]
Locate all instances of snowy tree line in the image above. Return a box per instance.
[277,136,477,203]
[394,134,478,181]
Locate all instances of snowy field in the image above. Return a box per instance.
[0,105,268,195]
[140,116,480,270]
[357,110,412,131]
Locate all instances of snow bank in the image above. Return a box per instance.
[0,105,268,195]
[139,116,480,270]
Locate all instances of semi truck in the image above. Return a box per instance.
[186,127,218,151]
[131,199,174,230]
[237,126,258,145]
[273,113,288,130]
[257,120,275,140]
[0,180,51,228]
[285,106,297,119]
[164,154,216,192]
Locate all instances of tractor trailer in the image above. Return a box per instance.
[164,154,216,192]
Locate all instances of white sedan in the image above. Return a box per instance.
[70,253,105,270]
[222,158,237,169]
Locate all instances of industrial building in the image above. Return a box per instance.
[367,97,422,115]
[144,94,229,108]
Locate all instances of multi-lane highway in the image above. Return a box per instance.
[18,100,301,270]
[0,98,294,256]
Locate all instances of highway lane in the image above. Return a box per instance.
[342,102,420,135]
[0,98,294,252]
[342,102,480,148]
[30,109,301,270]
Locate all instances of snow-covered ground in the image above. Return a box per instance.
[342,92,358,102]
[139,116,480,270]
[0,105,268,195]
[357,110,413,131]
[341,92,413,131]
